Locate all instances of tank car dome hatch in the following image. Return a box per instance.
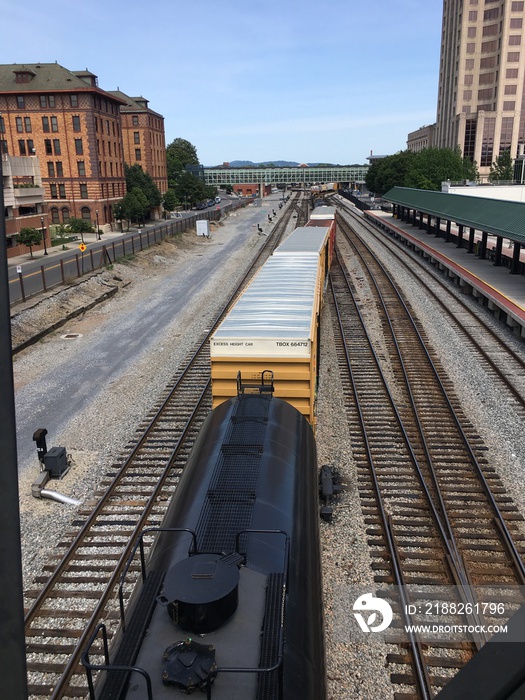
[157,553,243,634]
[162,638,217,692]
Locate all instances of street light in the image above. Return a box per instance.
[40,216,48,255]
[96,210,100,240]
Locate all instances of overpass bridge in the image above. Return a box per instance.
[200,164,368,187]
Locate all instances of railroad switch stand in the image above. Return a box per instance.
[319,465,342,522]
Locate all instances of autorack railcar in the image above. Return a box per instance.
[210,213,335,426]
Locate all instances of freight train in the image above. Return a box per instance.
[210,206,336,426]
[82,208,335,699]
[82,389,326,700]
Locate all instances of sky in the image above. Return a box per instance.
[3,0,443,166]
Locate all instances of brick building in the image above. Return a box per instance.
[109,91,167,195]
[0,63,169,258]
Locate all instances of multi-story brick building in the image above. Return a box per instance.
[434,0,525,178]
[0,63,169,258]
[109,91,168,194]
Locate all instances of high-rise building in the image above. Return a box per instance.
[435,0,525,177]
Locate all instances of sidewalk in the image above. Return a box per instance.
[7,222,158,269]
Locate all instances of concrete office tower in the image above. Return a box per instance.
[435,0,525,177]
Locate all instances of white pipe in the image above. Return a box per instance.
[40,489,82,506]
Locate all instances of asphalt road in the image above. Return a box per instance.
[13,198,280,476]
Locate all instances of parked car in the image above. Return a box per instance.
[207,199,215,207]
[196,202,207,210]
[215,196,221,204]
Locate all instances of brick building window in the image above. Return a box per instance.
[50,207,59,224]
[18,140,26,156]
[24,117,31,132]
[135,148,141,160]
[27,139,34,153]
[72,116,81,132]
[47,162,55,177]
[70,94,78,107]
[17,96,25,109]
[1,140,8,154]
[80,183,88,199]
[62,207,70,223]
[53,139,61,155]
[78,161,86,176]
[39,95,47,108]
[51,116,58,132]
[81,206,91,221]
[132,116,139,126]
[50,184,57,199]
[48,95,55,107]
[134,131,140,144]
[56,161,63,177]
[75,139,83,155]
[42,116,50,133]
[58,184,66,198]
[45,139,52,155]
[16,117,23,133]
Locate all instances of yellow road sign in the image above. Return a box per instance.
[79,243,86,252]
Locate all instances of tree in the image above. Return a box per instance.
[120,187,150,227]
[173,171,208,208]
[166,138,199,187]
[489,149,514,182]
[365,147,479,196]
[162,189,178,217]
[17,227,42,258]
[125,164,162,212]
[67,217,95,234]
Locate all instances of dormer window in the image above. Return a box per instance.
[13,67,36,84]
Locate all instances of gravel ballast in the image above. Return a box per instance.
[13,199,525,699]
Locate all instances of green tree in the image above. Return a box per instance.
[162,188,178,217]
[17,227,42,258]
[166,138,199,188]
[174,171,208,208]
[67,217,95,234]
[125,164,162,213]
[120,187,150,226]
[488,149,514,182]
[366,147,479,196]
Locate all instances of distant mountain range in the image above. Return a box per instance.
[216,160,331,168]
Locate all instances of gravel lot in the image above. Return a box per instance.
[13,197,525,699]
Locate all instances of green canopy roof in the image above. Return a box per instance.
[383,187,525,244]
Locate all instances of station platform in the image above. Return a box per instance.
[364,209,525,339]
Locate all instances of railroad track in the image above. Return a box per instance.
[337,200,525,414]
[330,218,525,699]
[23,193,302,700]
